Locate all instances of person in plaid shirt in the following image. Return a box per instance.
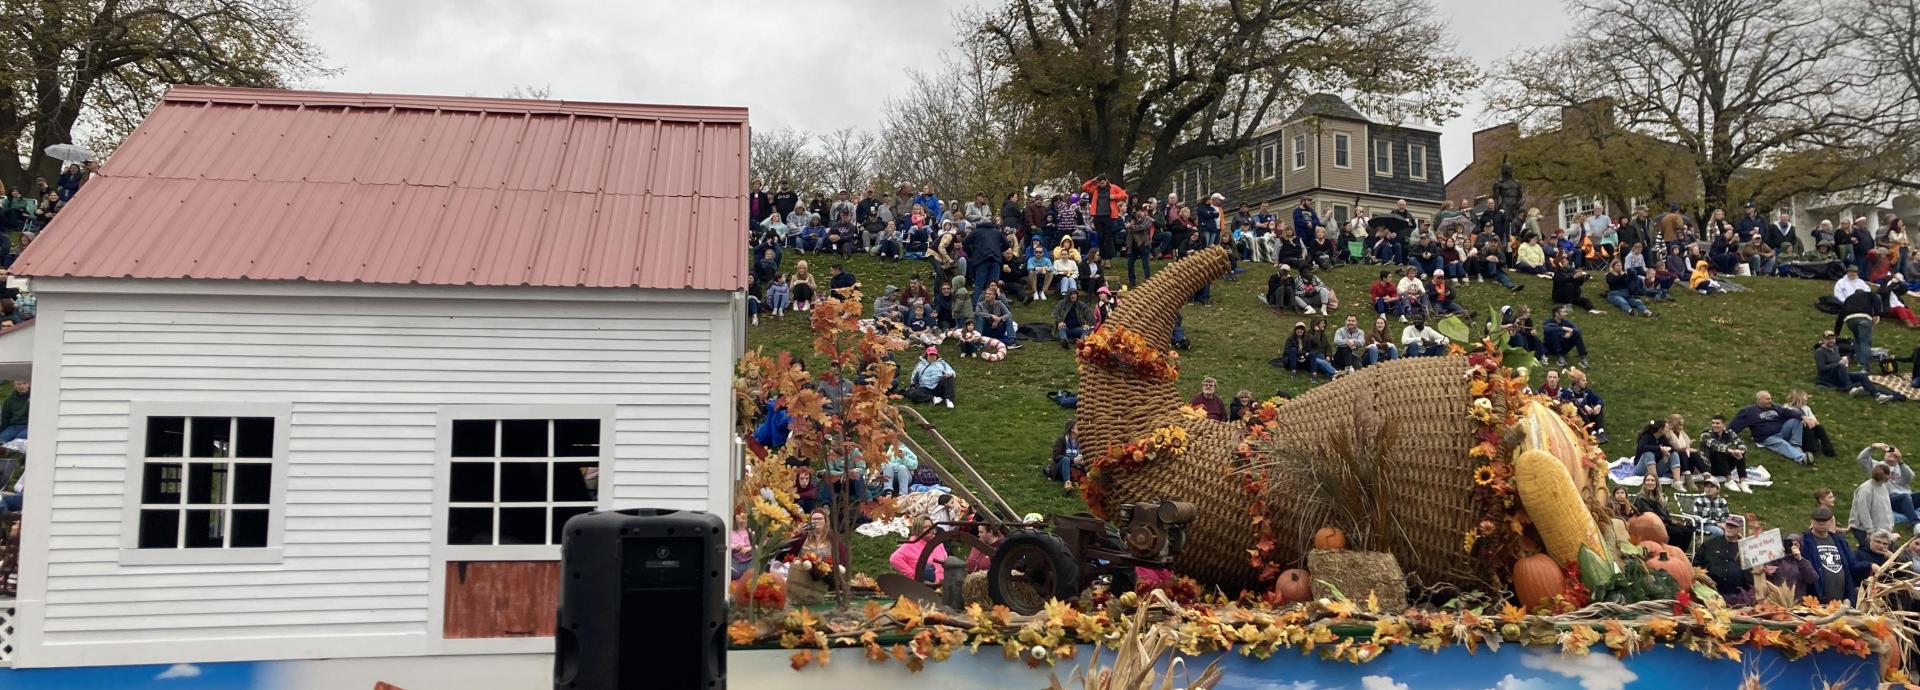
[1692,481,1731,538]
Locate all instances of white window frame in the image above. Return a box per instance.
[1239,150,1256,185]
[1332,133,1351,169]
[1191,166,1208,201]
[1558,196,1594,232]
[1171,171,1187,202]
[1408,144,1428,181]
[118,402,291,566]
[1373,140,1392,177]
[1261,143,1278,180]
[1291,135,1307,171]
[435,405,615,562]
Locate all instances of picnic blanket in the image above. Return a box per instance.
[1871,374,1920,401]
[1607,457,1773,488]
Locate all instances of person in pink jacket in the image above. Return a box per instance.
[889,517,948,582]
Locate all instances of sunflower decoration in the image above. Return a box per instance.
[1473,465,1498,486]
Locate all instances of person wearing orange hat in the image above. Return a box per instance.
[905,346,957,409]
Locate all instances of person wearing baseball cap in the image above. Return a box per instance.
[905,345,957,409]
[1800,505,1866,603]
[1834,263,1870,301]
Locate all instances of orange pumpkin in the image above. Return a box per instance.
[1276,569,1312,603]
[1510,554,1566,609]
[1626,513,1668,545]
[1645,544,1694,587]
[1313,527,1347,550]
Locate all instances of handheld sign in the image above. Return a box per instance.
[1740,528,1785,569]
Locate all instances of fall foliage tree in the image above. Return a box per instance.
[1485,0,1891,215]
[733,287,904,608]
[0,0,330,190]
[972,0,1473,198]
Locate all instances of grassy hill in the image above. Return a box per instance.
[745,250,1920,577]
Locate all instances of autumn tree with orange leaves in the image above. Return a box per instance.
[734,286,906,608]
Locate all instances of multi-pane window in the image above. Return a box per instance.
[1189,166,1208,202]
[1332,205,1351,226]
[1260,143,1278,180]
[1557,196,1595,232]
[1239,150,1256,185]
[1333,133,1351,169]
[1291,136,1307,170]
[447,418,602,548]
[1409,144,1428,180]
[136,416,275,549]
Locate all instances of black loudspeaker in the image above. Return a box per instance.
[554,508,728,690]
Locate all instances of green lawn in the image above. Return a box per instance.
[745,250,1920,578]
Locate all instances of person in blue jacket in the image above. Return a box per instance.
[1558,367,1607,443]
[1799,506,1869,603]
[913,185,944,223]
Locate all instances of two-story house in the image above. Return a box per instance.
[1168,93,1445,231]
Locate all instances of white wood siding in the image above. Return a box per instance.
[15,289,734,667]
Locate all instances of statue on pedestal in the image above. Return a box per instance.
[1492,159,1524,235]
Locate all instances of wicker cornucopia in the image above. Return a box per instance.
[1076,247,1605,592]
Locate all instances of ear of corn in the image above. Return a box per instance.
[1519,402,1587,493]
[1513,448,1609,566]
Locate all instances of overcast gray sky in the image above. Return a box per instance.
[306,0,1569,179]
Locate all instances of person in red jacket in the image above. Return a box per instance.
[1081,175,1130,262]
[1368,270,1399,318]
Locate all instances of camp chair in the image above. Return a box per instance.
[1667,490,1711,558]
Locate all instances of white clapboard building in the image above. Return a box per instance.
[3,85,747,670]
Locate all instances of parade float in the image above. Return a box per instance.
[730,246,1919,690]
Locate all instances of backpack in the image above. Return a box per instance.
[1047,389,1078,408]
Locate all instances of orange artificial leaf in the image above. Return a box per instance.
[864,600,885,622]
[890,596,924,629]
[790,650,814,671]
[727,620,761,646]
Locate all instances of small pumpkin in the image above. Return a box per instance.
[1511,553,1567,609]
[1645,544,1694,587]
[1276,568,1312,603]
[1626,513,1668,545]
[1313,527,1347,550]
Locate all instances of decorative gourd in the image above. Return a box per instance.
[1645,544,1694,586]
[1510,449,1608,564]
[1577,545,1614,590]
[1627,513,1668,545]
[1276,569,1312,603]
[1313,527,1347,550]
[1511,554,1567,608]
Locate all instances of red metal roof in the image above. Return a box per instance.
[14,85,749,291]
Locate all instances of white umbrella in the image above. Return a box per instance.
[43,144,93,164]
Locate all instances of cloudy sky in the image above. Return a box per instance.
[305,0,1569,179]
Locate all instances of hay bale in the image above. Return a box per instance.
[962,571,992,608]
[1306,549,1406,610]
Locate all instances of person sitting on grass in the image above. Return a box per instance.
[1542,305,1591,368]
[1631,473,1694,551]
[1332,314,1367,371]
[1729,390,1808,466]
[1282,322,1340,380]
[879,443,919,498]
[1504,305,1546,360]
[1189,376,1229,421]
[1550,254,1605,314]
[1603,260,1655,317]
[1396,265,1430,320]
[1535,368,1562,399]
[1783,389,1838,457]
[1699,414,1752,492]
[1368,270,1401,320]
[1047,419,1083,490]
[904,346,957,409]
[1400,316,1449,358]
[1229,389,1259,422]
[1365,316,1400,366]
[1025,237,1054,298]
[1560,368,1607,443]
[1052,287,1093,345]
[1857,442,1920,533]
[1293,265,1338,314]
[974,291,1017,348]
[1690,259,1726,295]
[889,516,947,583]
[1428,270,1465,316]
[1812,330,1894,401]
[1664,413,1710,491]
[1514,235,1549,275]
[1634,418,1687,490]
